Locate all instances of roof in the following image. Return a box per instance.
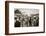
[15,9,21,14]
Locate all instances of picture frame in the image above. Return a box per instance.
[5,1,45,35]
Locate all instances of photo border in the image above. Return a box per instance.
[5,1,45,35]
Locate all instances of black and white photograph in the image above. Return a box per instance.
[14,9,39,27]
[5,1,45,35]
